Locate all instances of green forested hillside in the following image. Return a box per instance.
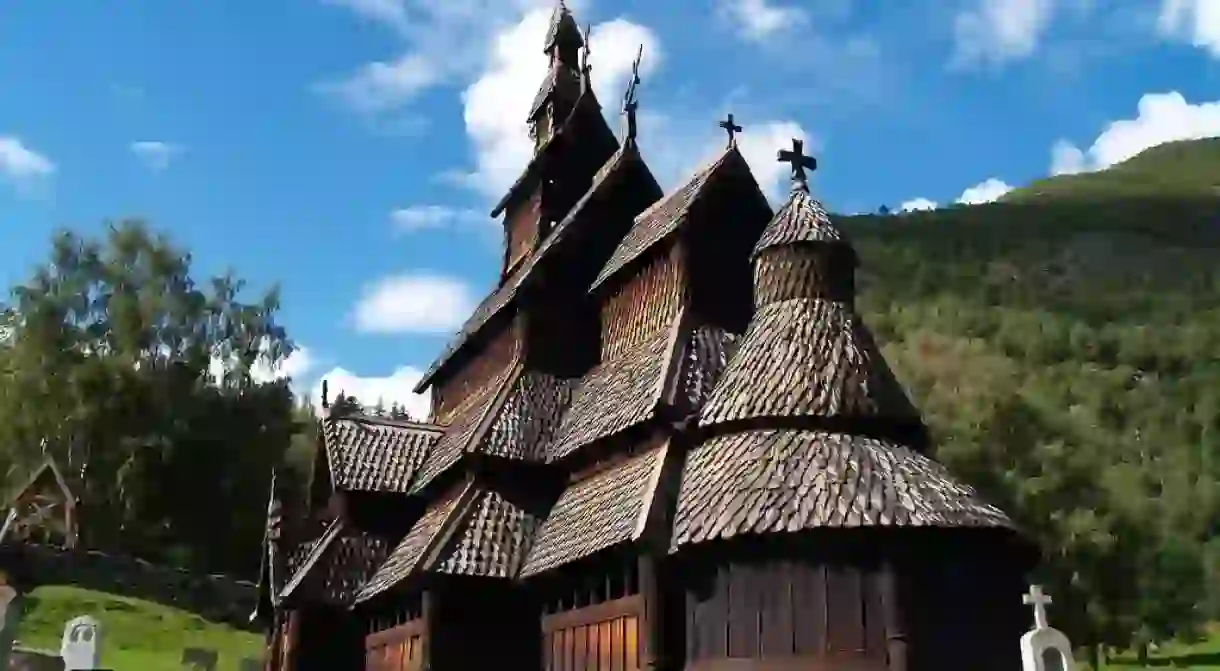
[842,139,1220,654]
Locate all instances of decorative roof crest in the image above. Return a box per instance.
[621,44,644,145]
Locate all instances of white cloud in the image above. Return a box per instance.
[129,141,183,171]
[1159,0,1220,57]
[735,121,810,201]
[458,8,662,198]
[1048,91,1220,175]
[900,198,938,212]
[957,177,1014,204]
[0,136,55,184]
[390,205,485,232]
[311,365,432,419]
[715,0,808,42]
[352,273,476,335]
[250,346,316,385]
[316,53,441,114]
[952,0,1057,67]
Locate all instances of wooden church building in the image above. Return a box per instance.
[252,3,1038,670]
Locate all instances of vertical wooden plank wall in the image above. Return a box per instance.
[684,559,890,669]
[507,187,543,272]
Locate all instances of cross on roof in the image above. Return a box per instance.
[777,138,817,191]
[581,23,592,74]
[719,113,742,148]
[621,45,644,142]
[1023,584,1053,630]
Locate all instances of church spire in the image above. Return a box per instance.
[543,0,584,67]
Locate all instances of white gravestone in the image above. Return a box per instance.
[1020,584,1074,671]
[60,615,102,671]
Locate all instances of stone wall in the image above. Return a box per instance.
[14,544,258,631]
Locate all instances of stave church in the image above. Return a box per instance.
[252,2,1039,670]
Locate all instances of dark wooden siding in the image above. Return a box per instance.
[679,533,1030,671]
[599,248,683,362]
[431,578,540,671]
[507,187,543,272]
[433,324,518,424]
[540,556,643,671]
[684,558,888,668]
[294,606,364,671]
[752,245,855,307]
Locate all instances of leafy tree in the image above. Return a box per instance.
[0,220,297,577]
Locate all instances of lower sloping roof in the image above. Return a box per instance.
[355,483,472,604]
[546,327,677,461]
[430,488,546,579]
[278,520,391,606]
[322,415,442,493]
[479,371,577,461]
[670,429,1014,551]
[520,444,667,578]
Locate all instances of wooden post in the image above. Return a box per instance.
[639,554,664,671]
[421,588,437,671]
[879,563,908,671]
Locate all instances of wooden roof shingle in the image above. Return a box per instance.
[699,298,920,428]
[546,326,676,461]
[751,187,845,257]
[431,488,546,579]
[480,371,578,461]
[321,415,442,494]
[354,482,472,604]
[671,429,1014,549]
[591,145,756,291]
[278,520,390,606]
[521,445,665,577]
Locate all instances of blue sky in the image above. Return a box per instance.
[2,0,1218,416]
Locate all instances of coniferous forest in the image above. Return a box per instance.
[0,138,1217,656]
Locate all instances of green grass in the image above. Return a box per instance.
[15,585,263,671]
[1074,625,1220,671]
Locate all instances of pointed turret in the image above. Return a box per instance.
[528,1,586,145]
[698,139,924,443]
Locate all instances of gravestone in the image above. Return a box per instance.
[59,616,101,671]
[180,647,218,670]
[1020,584,1074,671]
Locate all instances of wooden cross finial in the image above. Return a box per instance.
[321,379,329,409]
[581,23,592,74]
[1023,584,1053,630]
[622,44,644,143]
[719,113,742,148]
[776,138,817,191]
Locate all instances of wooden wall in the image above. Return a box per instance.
[599,249,683,361]
[681,173,772,334]
[294,605,365,671]
[366,620,425,671]
[752,245,856,307]
[433,324,519,424]
[431,578,541,671]
[505,186,544,273]
[678,534,1030,671]
[539,555,643,671]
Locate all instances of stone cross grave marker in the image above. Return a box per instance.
[1020,584,1074,671]
[60,615,102,671]
[181,646,218,670]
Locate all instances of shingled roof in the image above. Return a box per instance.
[521,444,667,577]
[320,414,442,494]
[673,172,1012,550]
[591,145,762,291]
[279,519,391,606]
[356,479,548,603]
[671,429,1014,549]
[542,0,583,54]
[415,91,620,395]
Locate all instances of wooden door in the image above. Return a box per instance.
[366,619,425,671]
[543,595,642,671]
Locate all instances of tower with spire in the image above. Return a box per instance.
[256,5,1037,669]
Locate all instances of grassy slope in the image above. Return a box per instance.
[17,586,262,671]
[1002,137,1220,202]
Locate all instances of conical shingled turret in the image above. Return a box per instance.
[699,144,922,441]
